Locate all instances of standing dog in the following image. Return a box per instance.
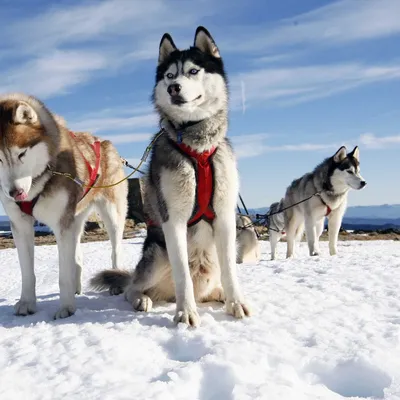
[267,199,290,260]
[91,26,250,327]
[236,214,260,263]
[284,146,366,258]
[0,93,127,319]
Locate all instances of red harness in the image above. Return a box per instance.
[325,206,332,216]
[16,132,101,216]
[148,142,217,227]
[318,194,332,216]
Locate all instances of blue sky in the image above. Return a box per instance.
[0,0,399,215]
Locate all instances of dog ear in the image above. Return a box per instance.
[158,33,178,65]
[194,26,220,58]
[14,102,38,125]
[348,146,360,161]
[333,146,347,163]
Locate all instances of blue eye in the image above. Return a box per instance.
[166,73,174,79]
[189,69,199,75]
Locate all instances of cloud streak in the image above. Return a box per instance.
[359,133,400,148]
[232,131,400,160]
[231,63,400,108]
[70,113,157,134]
[223,0,400,53]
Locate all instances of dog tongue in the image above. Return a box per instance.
[15,191,28,201]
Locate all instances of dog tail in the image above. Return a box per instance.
[90,270,131,292]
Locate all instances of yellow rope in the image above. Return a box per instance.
[50,129,164,189]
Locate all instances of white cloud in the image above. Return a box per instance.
[223,0,400,53]
[231,63,400,108]
[231,133,339,159]
[0,0,225,98]
[359,133,400,148]
[1,50,108,98]
[101,133,153,144]
[70,113,157,134]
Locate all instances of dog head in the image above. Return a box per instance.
[0,94,60,202]
[153,26,228,124]
[330,146,366,192]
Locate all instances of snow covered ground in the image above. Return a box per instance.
[0,236,399,400]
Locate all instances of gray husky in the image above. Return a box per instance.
[267,199,290,260]
[236,214,260,264]
[91,26,250,327]
[283,146,366,258]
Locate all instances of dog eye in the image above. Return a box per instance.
[18,150,27,160]
[189,69,199,75]
[347,170,353,174]
[166,73,174,79]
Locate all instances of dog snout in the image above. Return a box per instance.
[9,188,22,198]
[360,181,367,188]
[9,187,27,201]
[167,83,182,96]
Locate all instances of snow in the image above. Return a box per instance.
[0,237,400,400]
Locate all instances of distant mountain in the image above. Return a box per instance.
[239,204,400,229]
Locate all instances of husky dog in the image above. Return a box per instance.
[284,146,366,258]
[0,93,127,319]
[91,26,250,327]
[236,214,260,263]
[267,199,289,260]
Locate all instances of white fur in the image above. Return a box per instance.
[236,215,260,263]
[0,143,50,200]
[154,60,228,124]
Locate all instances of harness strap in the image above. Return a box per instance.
[146,141,217,227]
[317,194,332,216]
[17,133,101,216]
[16,196,39,217]
[177,142,216,226]
[69,131,101,199]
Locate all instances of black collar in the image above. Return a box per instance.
[168,119,205,131]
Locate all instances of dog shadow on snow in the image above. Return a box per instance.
[0,291,230,329]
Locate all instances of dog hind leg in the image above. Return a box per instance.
[96,197,126,270]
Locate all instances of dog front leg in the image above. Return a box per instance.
[270,231,279,260]
[305,218,318,256]
[328,213,342,256]
[162,220,200,327]
[214,213,250,319]
[11,217,36,315]
[54,226,78,319]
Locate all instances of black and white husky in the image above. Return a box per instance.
[283,146,366,258]
[92,27,250,327]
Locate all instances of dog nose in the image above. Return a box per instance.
[167,83,181,96]
[360,181,367,188]
[9,188,23,198]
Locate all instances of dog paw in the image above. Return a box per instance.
[14,299,37,316]
[329,249,337,256]
[75,282,82,295]
[174,307,201,327]
[54,305,76,320]
[226,300,251,319]
[310,251,320,256]
[132,294,153,312]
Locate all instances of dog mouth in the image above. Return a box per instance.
[11,188,28,202]
[171,95,202,106]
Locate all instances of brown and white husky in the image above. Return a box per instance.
[0,93,127,319]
